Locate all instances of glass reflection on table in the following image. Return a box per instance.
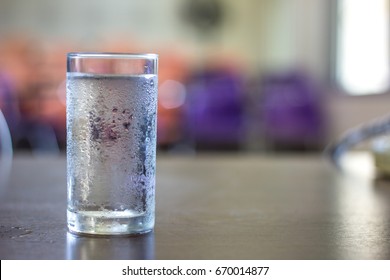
[66,231,155,260]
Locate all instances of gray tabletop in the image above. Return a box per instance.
[1,153,390,260]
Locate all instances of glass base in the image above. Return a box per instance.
[67,209,154,236]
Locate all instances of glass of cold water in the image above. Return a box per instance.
[66,53,158,235]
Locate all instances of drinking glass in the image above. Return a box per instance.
[66,53,158,235]
[327,114,390,173]
[0,110,13,196]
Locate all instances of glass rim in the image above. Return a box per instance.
[67,52,158,60]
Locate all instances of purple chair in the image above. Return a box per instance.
[258,71,326,151]
[184,68,245,150]
[0,73,59,153]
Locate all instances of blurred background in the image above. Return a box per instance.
[1,0,390,154]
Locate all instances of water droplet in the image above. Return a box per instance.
[122,109,128,114]
[123,122,131,130]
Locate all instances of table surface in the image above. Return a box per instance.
[1,152,390,260]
